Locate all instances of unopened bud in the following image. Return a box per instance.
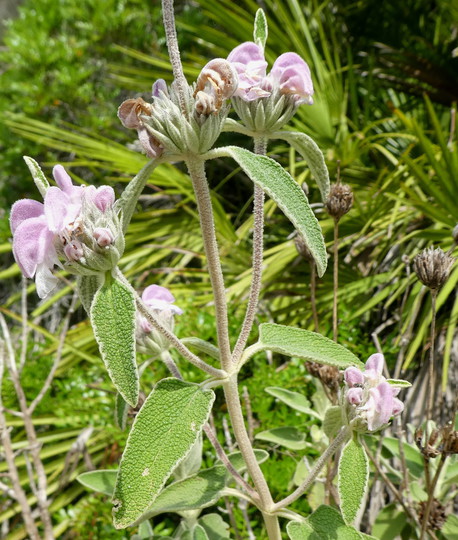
[152,79,169,99]
[64,241,84,261]
[325,183,353,221]
[413,247,455,290]
[93,227,114,247]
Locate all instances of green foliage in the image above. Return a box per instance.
[113,378,215,528]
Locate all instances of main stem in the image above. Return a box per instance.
[161,0,188,116]
[232,136,267,363]
[332,218,339,341]
[224,376,281,539]
[186,157,232,371]
[426,290,437,421]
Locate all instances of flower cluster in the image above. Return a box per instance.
[227,42,314,105]
[343,354,404,432]
[11,165,122,298]
[226,42,313,132]
[118,60,238,157]
[136,285,183,355]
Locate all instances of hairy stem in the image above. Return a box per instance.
[427,290,438,421]
[333,218,339,341]
[420,454,447,540]
[161,0,188,116]
[224,376,281,539]
[274,426,350,510]
[310,261,319,332]
[232,136,267,364]
[186,157,232,371]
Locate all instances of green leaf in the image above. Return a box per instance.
[194,525,210,540]
[323,406,344,439]
[115,159,157,233]
[77,274,105,315]
[173,434,203,481]
[255,426,307,450]
[307,505,362,539]
[220,146,327,276]
[227,449,269,474]
[137,520,154,539]
[381,437,423,478]
[23,156,50,197]
[198,513,230,540]
[338,437,369,525]
[113,378,215,528]
[265,386,321,418]
[274,131,330,202]
[180,337,220,361]
[90,273,139,407]
[258,324,363,369]
[136,466,226,523]
[287,521,314,539]
[253,8,268,49]
[386,379,412,388]
[372,503,408,540]
[115,392,129,431]
[77,469,117,496]
[442,514,458,540]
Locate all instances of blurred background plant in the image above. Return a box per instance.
[0,0,457,538]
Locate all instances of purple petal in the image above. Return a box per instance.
[344,366,364,387]
[365,353,385,375]
[228,42,266,68]
[347,387,363,405]
[369,382,394,430]
[44,187,71,233]
[137,127,163,158]
[392,398,404,416]
[12,216,54,278]
[227,42,269,101]
[152,79,168,98]
[53,165,73,193]
[10,199,44,233]
[93,186,115,213]
[269,52,314,104]
[93,227,114,247]
[142,285,175,304]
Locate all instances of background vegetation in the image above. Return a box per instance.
[0,0,457,538]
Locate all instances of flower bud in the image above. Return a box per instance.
[325,183,353,221]
[413,247,455,290]
[64,240,84,261]
[93,227,114,247]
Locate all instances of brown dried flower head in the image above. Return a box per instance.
[194,58,239,115]
[117,97,152,130]
[415,426,441,458]
[413,247,455,290]
[418,499,447,531]
[325,183,353,221]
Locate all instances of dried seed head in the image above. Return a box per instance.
[325,183,353,221]
[414,426,441,459]
[413,247,455,290]
[305,362,342,393]
[417,499,447,531]
[294,233,312,260]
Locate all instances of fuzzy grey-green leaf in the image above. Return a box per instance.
[275,131,330,201]
[265,386,320,418]
[115,392,129,431]
[90,274,139,407]
[287,521,314,539]
[77,469,117,496]
[259,324,363,369]
[323,406,344,439]
[338,437,369,525]
[77,274,104,315]
[255,426,307,450]
[199,513,230,540]
[23,156,50,197]
[112,378,215,528]
[253,8,268,49]
[222,146,327,276]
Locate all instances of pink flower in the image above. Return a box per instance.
[227,42,314,105]
[11,164,118,298]
[343,354,404,432]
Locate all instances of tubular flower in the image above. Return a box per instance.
[11,165,120,298]
[343,354,405,432]
[227,42,314,105]
[137,285,183,355]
